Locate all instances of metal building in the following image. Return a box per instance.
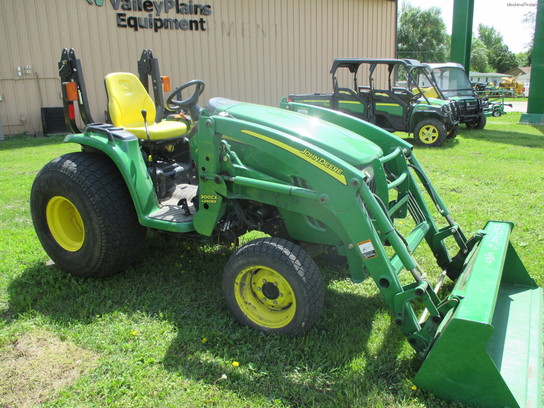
[0,0,397,136]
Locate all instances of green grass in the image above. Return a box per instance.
[0,114,542,407]
[503,97,528,102]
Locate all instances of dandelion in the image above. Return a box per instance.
[411,385,417,390]
[131,331,137,336]
[201,338,207,343]
[232,361,240,367]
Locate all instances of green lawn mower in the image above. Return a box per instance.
[31,49,542,408]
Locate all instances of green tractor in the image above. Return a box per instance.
[282,59,460,147]
[31,50,542,408]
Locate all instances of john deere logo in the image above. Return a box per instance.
[86,0,104,5]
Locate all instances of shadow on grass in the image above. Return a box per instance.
[400,136,460,150]
[5,232,436,407]
[458,127,544,149]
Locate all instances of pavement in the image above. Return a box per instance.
[503,101,527,113]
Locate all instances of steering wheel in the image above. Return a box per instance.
[166,80,205,113]
[412,91,423,101]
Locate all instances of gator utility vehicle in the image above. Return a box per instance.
[31,50,542,408]
[424,63,488,129]
[282,59,460,147]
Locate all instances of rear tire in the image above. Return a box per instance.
[413,119,447,147]
[223,237,324,336]
[30,152,146,278]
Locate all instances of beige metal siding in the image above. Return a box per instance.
[0,0,396,135]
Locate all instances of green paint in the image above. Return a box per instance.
[526,0,544,115]
[450,0,474,73]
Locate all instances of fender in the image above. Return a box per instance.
[64,125,163,228]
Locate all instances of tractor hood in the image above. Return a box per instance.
[207,98,383,166]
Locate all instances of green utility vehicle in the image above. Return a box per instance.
[424,63,488,129]
[282,59,460,147]
[31,49,542,408]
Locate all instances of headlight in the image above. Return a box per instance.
[357,165,374,181]
[356,165,376,192]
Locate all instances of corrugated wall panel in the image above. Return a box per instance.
[0,0,396,135]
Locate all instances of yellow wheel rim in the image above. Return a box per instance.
[234,265,297,329]
[419,125,439,144]
[46,196,85,252]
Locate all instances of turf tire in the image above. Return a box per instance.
[223,237,324,336]
[30,152,146,278]
[413,118,447,147]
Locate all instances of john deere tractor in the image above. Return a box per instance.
[31,50,542,408]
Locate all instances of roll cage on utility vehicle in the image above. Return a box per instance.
[284,58,460,147]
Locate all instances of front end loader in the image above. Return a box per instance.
[31,50,542,408]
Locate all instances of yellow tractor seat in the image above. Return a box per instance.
[105,72,187,141]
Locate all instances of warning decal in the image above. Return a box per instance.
[358,240,378,260]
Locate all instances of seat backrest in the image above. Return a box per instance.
[105,72,155,127]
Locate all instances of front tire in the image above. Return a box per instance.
[30,152,146,278]
[413,119,447,147]
[466,113,487,129]
[446,125,459,139]
[223,237,324,336]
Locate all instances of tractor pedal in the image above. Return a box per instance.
[177,198,191,216]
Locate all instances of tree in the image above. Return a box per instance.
[478,24,503,50]
[477,24,518,73]
[397,4,449,62]
[489,44,518,73]
[470,38,489,72]
[516,51,530,68]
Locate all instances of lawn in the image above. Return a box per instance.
[0,113,542,407]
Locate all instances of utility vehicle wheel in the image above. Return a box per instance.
[492,109,501,117]
[414,119,447,147]
[466,113,487,129]
[446,125,459,139]
[30,152,146,278]
[223,237,324,336]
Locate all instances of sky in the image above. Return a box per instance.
[403,0,536,54]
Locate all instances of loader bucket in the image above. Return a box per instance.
[414,221,543,408]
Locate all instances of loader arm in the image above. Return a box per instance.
[279,101,542,407]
